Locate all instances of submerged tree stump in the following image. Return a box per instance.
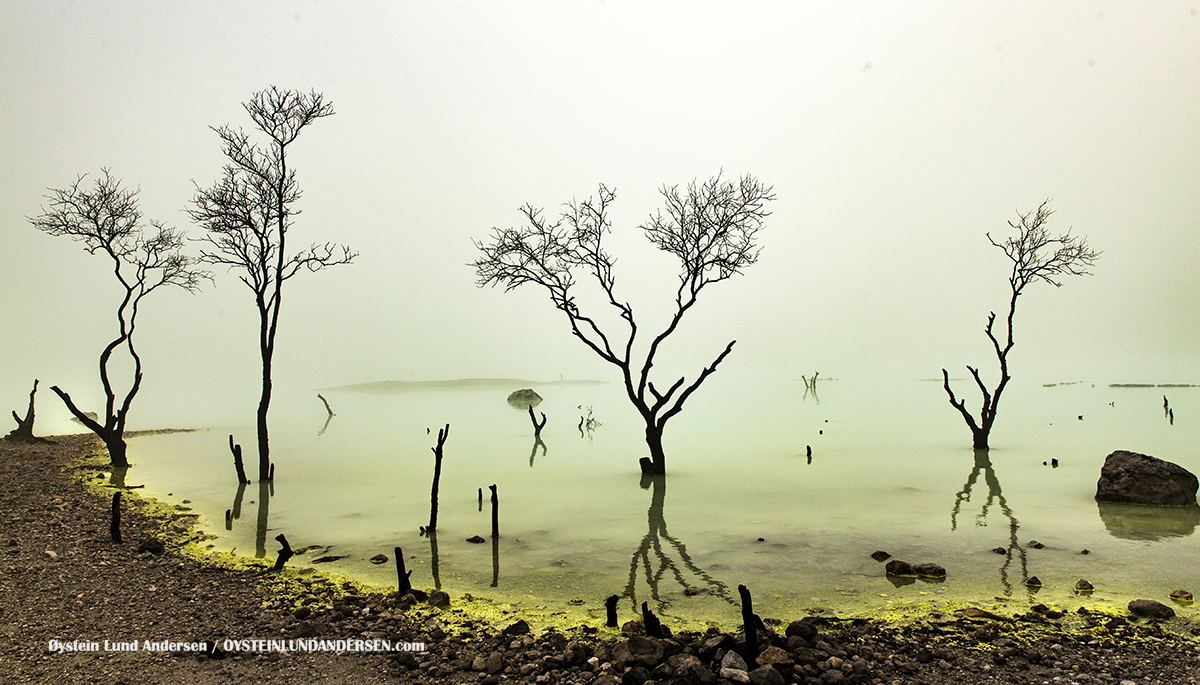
[395,546,413,595]
[605,594,619,628]
[739,584,758,667]
[272,534,295,571]
[527,405,546,436]
[428,424,449,532]
[642,601,665,638]
[229,435,250,484]
[490,484,499,538]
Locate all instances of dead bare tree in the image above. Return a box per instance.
[190,87,356,481]
[30,170,207,466]
[4,379,53,443]
[473,173,774,475]
[943,200,1100,449]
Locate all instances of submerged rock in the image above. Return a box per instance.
[884,560,916,577]
[1128,599,1175,619]
[914,563,946,579]
[1095,450,1199,506]
[870,550,890,562]
[1075,579,1095,594]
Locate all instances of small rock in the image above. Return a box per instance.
[748,664,785,685]
[869,550,890,562]
[292,621,319,638]
[621,665,651,684]
[1027,540,1045,549]
[991,547,1006,554]
[612,636,664,669]
[621,619,644,636]
[1128,599,1175,619]
[369,554,388,564]
[1025,576,1043,587]
[720,650,749,672]
[466,535,485,544]
[718,667,752,684]
[137,539,166,555]
[1169,589,1193,602]
[757,645,793,670]
[501,619,530,636]
[483,651,505,674]
[428,590,450,607]
[884,560,916,577]
[785,619,818,641]
[914,562,946,578]
[1075,579,1094,593]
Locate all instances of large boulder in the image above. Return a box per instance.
[1095,450,1198,506]
[506,388,542,410]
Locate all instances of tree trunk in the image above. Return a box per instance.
[972,429,990,450]
[256,377,272,481]
[104,434,130,469]
[642,424,666,475]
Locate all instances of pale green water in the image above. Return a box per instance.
[126,376,1200,629]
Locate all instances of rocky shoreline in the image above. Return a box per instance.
[2,433,1199,684]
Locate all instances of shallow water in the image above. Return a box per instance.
[126,376,1200,630]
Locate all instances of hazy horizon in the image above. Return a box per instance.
[2,2,1197,432]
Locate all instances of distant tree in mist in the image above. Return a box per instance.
[189,87,356,481]
[473,173,774,475]
[942,200,1100,450]
[30,170,207,467]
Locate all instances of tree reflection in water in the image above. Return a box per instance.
[950,448,1030,596]
[623,475,734,619]
[528,435,546,467]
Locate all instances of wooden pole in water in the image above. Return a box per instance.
[739,584,758,667]
[428,424,449,532]
[489,484,499,538]
[110,492,121,543]
[605,594,619,628]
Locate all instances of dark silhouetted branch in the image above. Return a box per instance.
[272,533,294,571]
[428,424,449,532]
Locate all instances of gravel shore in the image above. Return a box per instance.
[2,433,1198,684]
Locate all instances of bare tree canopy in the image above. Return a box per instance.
[30,170,207,466]
[189,86,356,481]
[474,173,774,475]
[943,200,1101,450]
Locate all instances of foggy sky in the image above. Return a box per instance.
[2,1,1198,430]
